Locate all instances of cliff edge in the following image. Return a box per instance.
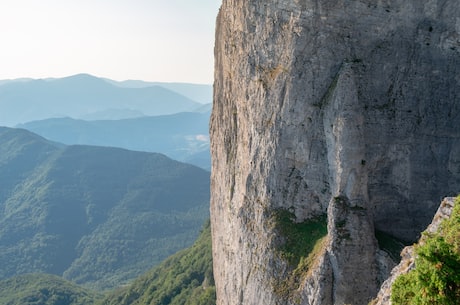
[210,1,460,304]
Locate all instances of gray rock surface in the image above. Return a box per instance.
[210,0,460,304]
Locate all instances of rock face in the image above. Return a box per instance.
[210,1,460,305]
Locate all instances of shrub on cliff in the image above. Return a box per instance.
[391,196,460,305]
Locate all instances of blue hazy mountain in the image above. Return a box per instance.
[0,127,210,290]
[18,111,211,170]
[0,74,203,126]
[104,78,213,105]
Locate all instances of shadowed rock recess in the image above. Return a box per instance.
[210,1,460,305]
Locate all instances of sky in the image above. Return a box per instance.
[0,0,221,84]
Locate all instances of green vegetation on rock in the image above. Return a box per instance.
[99,220,215,305]
[391,196,460,305]
[272,209,328,267]
[270,209,328,299]
[0,273,103,305]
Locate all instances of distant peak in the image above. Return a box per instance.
[62,73,100,81]
[56,73,115,88]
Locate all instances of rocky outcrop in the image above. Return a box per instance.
[372,197,456,305]
[210,1,460,304]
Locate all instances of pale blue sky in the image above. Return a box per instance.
[0,0,221,84]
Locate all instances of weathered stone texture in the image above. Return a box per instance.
[211,0,460,304]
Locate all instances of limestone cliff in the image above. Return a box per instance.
[210,1,460,304]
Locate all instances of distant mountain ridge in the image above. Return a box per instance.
[0,74,211,126]
[18,112,211,170]
[104,78,213,104]
[0,127,210,290]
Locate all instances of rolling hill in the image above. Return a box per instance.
[0,127,210,290]
[0,273,103,305]
[0,220,214,305]
[99,221,215,305]
[17,112,211,170]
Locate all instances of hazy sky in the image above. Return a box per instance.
[0,0,221,84]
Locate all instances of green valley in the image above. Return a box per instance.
[0,127,210,290]
[0,221,215,305]
[99,220,215,305]
[0,273,103,305]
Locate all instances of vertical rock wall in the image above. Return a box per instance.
[211,0,460,304]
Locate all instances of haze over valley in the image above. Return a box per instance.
[0,1,220,304]
[0,127,210,291]
[0,74,215,303]
[1,74,212,169]
[0,73,212,125]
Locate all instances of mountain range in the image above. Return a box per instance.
[103,78,213,105]
[17,112,211,170]
[0,74,212,126]
[0,127,210,290]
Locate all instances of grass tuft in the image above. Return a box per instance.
[270,209,328,300]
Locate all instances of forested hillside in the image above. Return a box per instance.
[100,221,215,305]
[0,273,103,305]
[0,127,210,290]
[0,221,215,305]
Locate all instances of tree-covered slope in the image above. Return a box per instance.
[0,127,62,202]
[100,221,215,305]
[0,127,210,290]
[0,273,102,305]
